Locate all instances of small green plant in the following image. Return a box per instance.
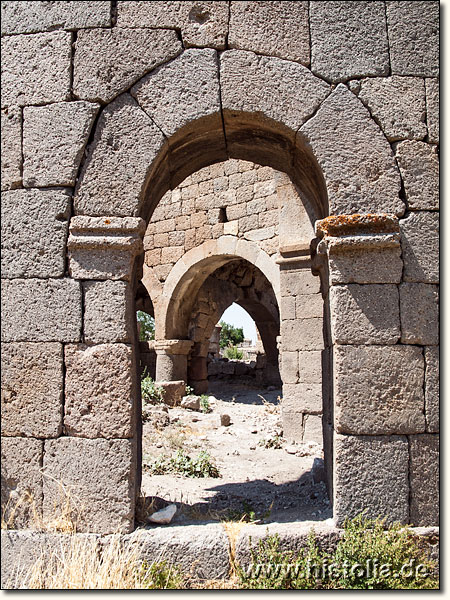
[140,560,184,589]
[141,372,165,406]
[185,385,194,396]
[199,394,212,413]
[224,345,244,360]
[258,434,283,449]
[237,515,439,590]
[144,449,220,478]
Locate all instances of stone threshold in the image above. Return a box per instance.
[1,521,439,588]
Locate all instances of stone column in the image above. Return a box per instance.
[315,214,422,526]
[154,339,193,382]
[277,243,325,444]
[188,340,210,395]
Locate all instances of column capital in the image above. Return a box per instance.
[154,339,193,356]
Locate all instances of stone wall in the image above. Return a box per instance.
[1,1,439,534]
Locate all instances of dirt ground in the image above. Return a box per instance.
[140,381,331,526]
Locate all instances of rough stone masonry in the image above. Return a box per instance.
[1,1,438,538]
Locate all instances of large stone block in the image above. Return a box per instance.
[281,408,304,441]
[386,1,439,77]
[1,105,22,191]
[424,346,439,433]
[73,28,182,103]
[131,49,226,183]
[282,382,322,414]
[280,351,298,384]
[400,283,439,346]
[43,438,135,534]
[1,1,111,35]
[295,294,323,319]
[2,279,82,343]
[334,434,409,525]
[1,437,43,529]
[300,85,403,216]
[330,284,400,345]
[358,76,427,141]
[229,1,310,65]
[116,1,229,49]
[1,188,71,279]
[83,281,134,344]
[74,94,167,217]
[1,343,63,438]
[395,141,439,211]
[310,1,389,82]
[64,344,135,438]
[327,246,403,285]
[400,211,439,283]
[425,78,439,144]
[132,49,221,139]
[298,350,323,384]
[334,345,425,435]
[409,434,439,526]
[23,101,99,188]
[302,414,323,444]
[280,268,321,297]
[1,31,71,107]
[281,318,324,352]
[220,49,330,136]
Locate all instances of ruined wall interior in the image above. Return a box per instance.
[1,0,439,540]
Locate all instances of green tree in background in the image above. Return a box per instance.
[219,320,244,349]
[137,311,155,341]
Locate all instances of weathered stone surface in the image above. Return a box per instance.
[395,141,439,210]
[302,414,323,443]
[400,283,439,345]
[43,437,135,534]
[330,284,400,345]
[1,279,82,343]
[281,407,304,441]
[126,522,230,580]
[400,211,439,283]
[298,350,322,384]
[229,1,310,65]
[157,381,186,407]
[310,1,389,82]
[1,105,21,190]
[73,28,182,103]
[116,1,229,50]
[280,269,321,297]
[1,31,71,107]
[1,1,111,35]
[221,49,330,132]
[424,346,439,433]
[334,434,409,525]
[334,345,425,435]
[64,344,135,438]
[83,281,134,344]
[283,383,322,414]
[1,188,71,279]
[386,1,439,77]
[75,94,167,217]
[1,343,63,438]
[1,437,43,529]
[23,101,99,188]
[327,246,403,285]
[300,85,403,215]
[359,76,427,141]
[409,434,439,526]
[425,78,439,144]
[281,319,324,352]
[295,294,323,319]
[281,351,298,384]
[132,48,222,139]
